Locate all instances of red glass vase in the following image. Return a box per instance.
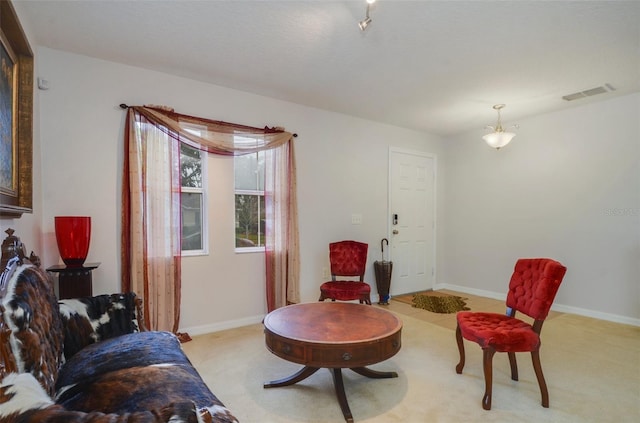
[55,216,91,267]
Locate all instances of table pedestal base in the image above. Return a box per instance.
[264,366,398,423]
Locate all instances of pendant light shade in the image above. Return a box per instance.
[482,130,516,149]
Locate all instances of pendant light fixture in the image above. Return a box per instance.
[359,0,376,31]
[483,104,517,150]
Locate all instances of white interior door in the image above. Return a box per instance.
[389,149,436,295]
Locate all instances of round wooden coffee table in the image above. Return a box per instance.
[263,302,402,422]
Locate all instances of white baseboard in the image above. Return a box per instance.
[434,282,506,302]
[437,283,640,327]
[181,284,639,337]
[179,314,265,337]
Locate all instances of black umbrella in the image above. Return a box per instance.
[374,238,393,305]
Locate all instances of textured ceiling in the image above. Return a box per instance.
[13,0,640,136]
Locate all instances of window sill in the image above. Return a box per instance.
[235,247,265,254]
[181,250,208,257]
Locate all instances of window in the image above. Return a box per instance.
[180,141,207,254]
[234,137,265,251]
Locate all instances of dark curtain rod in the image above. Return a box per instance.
[119,104,297,137]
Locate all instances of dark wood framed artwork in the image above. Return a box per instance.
[0,0,33,218]
[0,28,17,199]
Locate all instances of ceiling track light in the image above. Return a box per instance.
[359,0,376,31]
[359,16,372,31]
[482,104,518,150]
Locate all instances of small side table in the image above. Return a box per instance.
[47,263,100,299]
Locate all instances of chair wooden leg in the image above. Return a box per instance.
[357,295,372,305]
[531,349,550,408]
[508,352,518,381]
[482,348,496,410]
[455,325,465,374]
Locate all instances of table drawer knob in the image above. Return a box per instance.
[342,352,352,361]
[282,344,291,354]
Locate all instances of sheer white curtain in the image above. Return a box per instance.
[122,105,299,337]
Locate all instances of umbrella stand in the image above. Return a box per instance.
[374,238,393,305]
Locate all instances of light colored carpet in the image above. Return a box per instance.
[182,292,640,423]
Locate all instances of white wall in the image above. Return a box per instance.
[17,47,445,334]
[443,93,640,324]
[1,39,637,331]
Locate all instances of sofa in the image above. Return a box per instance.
[0,230,238,422]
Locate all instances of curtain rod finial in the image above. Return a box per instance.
[119,103,129,109]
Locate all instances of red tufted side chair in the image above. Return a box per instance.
[319,240,372,305]
[455,258,567,410]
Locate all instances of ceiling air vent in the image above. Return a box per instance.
[562,84,616,101]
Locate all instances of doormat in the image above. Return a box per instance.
[393,291,470,314]
[411,294,470,314]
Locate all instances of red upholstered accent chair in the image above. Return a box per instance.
[455,258,567,410]
[319,240,372,305]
